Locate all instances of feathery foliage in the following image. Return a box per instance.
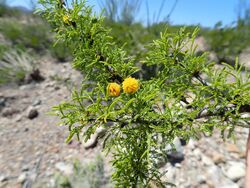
[37,0,250,187]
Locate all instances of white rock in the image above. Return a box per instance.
[0,175,7,182]
[175,163,181,168]
[241,113,250,119]
[17,172,28,183]
[197,175,206,184]
[193,148,202,160]
[186,139,196,150]
[164,165,176,180]
[223,162,245,182]
[83,127,107,149]
[220,180,239,188]
[55,162,73,175]
[201,155,214,166]
[205,165,238,187]
[165,137,183,154]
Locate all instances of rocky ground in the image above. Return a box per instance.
[0,41,250,188]
[0,56,112,188]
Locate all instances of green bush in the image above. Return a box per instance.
[205,21,250,64]
[37,1,250,187]
[52,156,110,188]
[0,49,34,85]
[0,3,23,18]
[0,44,9,59]
[0,19,51,52]
[50,41,72,62]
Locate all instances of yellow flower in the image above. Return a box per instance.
[122,77,139,94]
[108,83,121,97]
[63,15,70,25]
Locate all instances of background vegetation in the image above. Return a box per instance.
[1,0,250,85]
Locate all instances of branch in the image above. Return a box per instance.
[87,105,250,129]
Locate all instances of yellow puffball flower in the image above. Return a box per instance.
[63,15,70,25]
[108,83,121,97]
[122,77,139,94]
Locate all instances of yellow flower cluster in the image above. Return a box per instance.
[122,77,139,94]
[63,15,70,25]
[107,77,139,97]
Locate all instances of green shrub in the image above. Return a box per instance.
[37,1,250,187]
[205,21,250,64]
[0,49,34,85]
[0,3,23,18]
[50,42,72,62]
[0,19,51,52]
[0,44,9,59]
[52,156,110,188]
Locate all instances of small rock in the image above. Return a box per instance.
[96,126,107,136]
[164,164,176,180]
[21,165,29,172]
[29,172,38,181]
[205,165,238,187]
[241,113,250,119]
[201,155,214,166]
[17,172,28,183]
[193,148,202,161]
[174,163,181,168]
[19,84,35,90]
[208,52,219,62]
[239,151,246,158]
[29,69,44,82]
[83,134,98,149]
[2,107,19,117]
[226,143,240,153]
[166,138,185,165]
[167,151,184,165]
[23,180,32,188]
[212,152,225,164]
[220,182,239,188]
[44,82,54,88]
[230,153,241,160]
[223,162,245,182]
[27,107,38,119]
[15,114,22,122]
[55,162,73,175]
[197,175,206,184]
[0,175,8,182]
[0,97,5,108]
[186,139,197,150]
[32,99,41,106]
[83,127,107,149]
[54,86,60,90]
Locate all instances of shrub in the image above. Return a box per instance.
[0,44,9,59]
[50,41,72,62]
[205,21,250,64]
[0,3,23,18]
[52,156,110,188]
[0,49,34,85]
[37,0,250,187]
[0,19,51,52]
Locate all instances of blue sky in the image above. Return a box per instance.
[7,0,250,27]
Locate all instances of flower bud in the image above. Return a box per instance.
[108,83,121,97]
